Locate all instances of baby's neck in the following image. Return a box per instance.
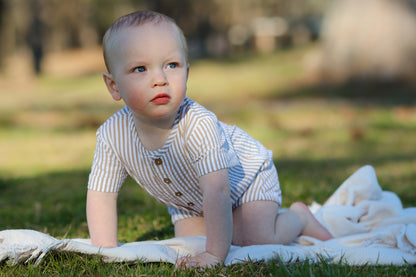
[132,116,175,151]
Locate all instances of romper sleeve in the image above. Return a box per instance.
[87,130,128,193]
[186,112,239,177]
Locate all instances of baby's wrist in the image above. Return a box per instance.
[203,250,224,263]
[205,241,230,262]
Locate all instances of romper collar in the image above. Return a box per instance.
[126,106,182,159]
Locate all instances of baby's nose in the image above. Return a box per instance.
[152,70,168,87]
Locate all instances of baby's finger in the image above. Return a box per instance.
[176,256,200,268]
[176,256,193,268]
[176,257,187,268]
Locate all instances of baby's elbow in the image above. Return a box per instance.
[200,169,230,197]
[212,180,231,199]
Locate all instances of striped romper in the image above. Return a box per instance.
[88,97,282,223]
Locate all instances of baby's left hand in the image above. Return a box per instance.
[177,251,222,268]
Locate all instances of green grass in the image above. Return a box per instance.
[1,45,415,275]
[2,254,415,277]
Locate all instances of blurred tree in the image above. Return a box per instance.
[0,0,332,74]
[88,0,148,41]
[41,0,98,50]
[26,0,45,74]
[310,0,416,85]
[0,0,5,69]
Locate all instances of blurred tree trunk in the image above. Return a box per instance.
[0,0,12,70]
[0,0,4,68]
[0,0,333,74]
[26,0,45,74]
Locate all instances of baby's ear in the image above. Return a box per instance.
[103,72,122,101]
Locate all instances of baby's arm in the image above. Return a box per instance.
[86,190,119,248]
[179,169,232,267]
[201,169,232,261]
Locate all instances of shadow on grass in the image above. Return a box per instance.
[134,225,175,241]
[0,171,170,238]
[277,153,416,207]
[0,101,121,131]
[1,149,414,238]
[0,170,91,235]
[260,80,416,207]
[268,81,416,107]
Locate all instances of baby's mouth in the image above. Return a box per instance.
[151,93,171,104]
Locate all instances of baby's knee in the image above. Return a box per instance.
[289,202,309,216]
[289,202,313,224]
[289,201,308,211]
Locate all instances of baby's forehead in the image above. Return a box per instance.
[109,22,178,49]
[117,21,176,39]
[104,20,187,72]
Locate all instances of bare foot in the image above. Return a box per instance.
[290,202,333,241]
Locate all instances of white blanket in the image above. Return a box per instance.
[1,165,415,266]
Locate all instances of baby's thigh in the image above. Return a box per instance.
[174,216,206,237]
[232,200,280,246]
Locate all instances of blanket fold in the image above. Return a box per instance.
[1,165,415,266]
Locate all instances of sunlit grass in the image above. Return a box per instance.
[187,47,306,104]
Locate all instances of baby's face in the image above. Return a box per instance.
[106,22,189,121]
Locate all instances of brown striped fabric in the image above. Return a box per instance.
[88,98,281,223]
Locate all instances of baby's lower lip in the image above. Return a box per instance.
[151,94,170,104]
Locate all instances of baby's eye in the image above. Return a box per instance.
[133,66,146,73]
[167,63,178,69]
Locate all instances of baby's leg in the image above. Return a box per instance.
[232,201,332,246]
[289,202,333,241]
[232,201,297,246]
[174,216,206,237]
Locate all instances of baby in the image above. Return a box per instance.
[86,10,332,268]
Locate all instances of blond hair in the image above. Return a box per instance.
[103,10,188,72]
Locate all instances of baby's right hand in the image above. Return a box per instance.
[177,251,221,268]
